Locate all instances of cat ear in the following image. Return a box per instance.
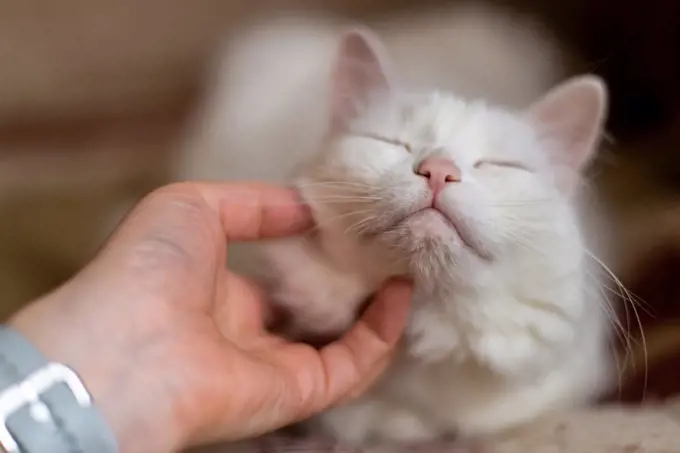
[525,75,608,193]
[329,28,394,131]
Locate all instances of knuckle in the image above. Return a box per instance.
[132,183,222,267]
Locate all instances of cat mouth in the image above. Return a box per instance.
[407,207,492,261]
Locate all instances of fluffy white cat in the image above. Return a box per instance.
[180,5,614,449]
[292,31,612,444]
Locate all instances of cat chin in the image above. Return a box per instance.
[375,228,477,286]
[407,209,459,238]
[389,210,489,267]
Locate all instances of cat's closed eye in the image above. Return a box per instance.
[352,132,412,153]
[473,159,531,172]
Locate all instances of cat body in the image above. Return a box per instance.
[180,6,613,448]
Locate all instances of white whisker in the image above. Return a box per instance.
[585,249,649,400]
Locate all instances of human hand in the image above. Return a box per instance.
[9,182,413,453]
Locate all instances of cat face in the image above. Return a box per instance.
[296,29,607,281]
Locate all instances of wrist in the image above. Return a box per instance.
[8,296,186,453]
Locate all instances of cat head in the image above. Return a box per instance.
[296,28,608,284]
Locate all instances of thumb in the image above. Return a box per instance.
[200,278,413,442]
[311,278,414,413]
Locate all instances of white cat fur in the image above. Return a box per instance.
[179,5,613,446]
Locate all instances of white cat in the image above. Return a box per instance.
[179,6,614,449]
[258,30,612,444]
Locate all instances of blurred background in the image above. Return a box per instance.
[1,0,679,401]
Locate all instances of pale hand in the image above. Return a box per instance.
[9,182,413,453]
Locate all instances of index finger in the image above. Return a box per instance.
[194,181,314,240]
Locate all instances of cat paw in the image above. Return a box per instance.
[318,400,438,446]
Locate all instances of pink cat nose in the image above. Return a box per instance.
[416,157,461,193]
